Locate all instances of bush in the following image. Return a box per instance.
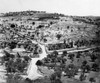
[8,41,17,49]
[36,60,43,66]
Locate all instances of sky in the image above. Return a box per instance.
[0,0,100,16]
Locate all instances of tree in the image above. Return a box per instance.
[17,60,27,73]
[23,56,31,62]
[62,51,67,57]
[90,54,97,62]
[91,63,99,72]
[96,30,100,38]
[61,58,67,64]
[6,59,17,73]
[64,64,78,78]
[52,51,58,58]
[82,60,87,66]
[32,22,35,25]
[68,53,75,61]
[43,38,47,43]
[36,60,43,66]
[43,57,49,63]
[8,41,17,49]
[85,65,91,73]
[10,24,15,28]
[76,52,81,58]
[56,34,62,40]
[37,25,44,29]
[89,77,96,83]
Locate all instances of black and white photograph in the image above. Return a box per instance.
[0,0,100,83]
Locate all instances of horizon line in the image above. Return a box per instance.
[0,10,100,17]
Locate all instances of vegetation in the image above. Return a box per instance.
[0,11,100,83]
[1,51,31,74]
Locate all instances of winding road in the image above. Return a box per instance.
[26,42,47,80]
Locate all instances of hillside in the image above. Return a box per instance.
[0,11,100,83]
[0,11,100,47]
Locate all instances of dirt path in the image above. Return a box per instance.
[26,43,47,80]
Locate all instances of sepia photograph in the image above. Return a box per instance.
[0,0,100,83]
